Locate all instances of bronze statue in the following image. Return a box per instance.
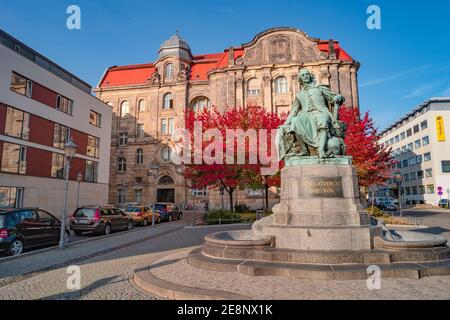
[276,69,346,160]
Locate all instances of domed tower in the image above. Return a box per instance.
[157,32,192,83]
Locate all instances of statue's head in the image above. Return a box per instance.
[298,69,315,85]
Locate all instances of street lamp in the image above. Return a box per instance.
[394,172,403,217]
[76,171,83,208]
[59,138,77,250]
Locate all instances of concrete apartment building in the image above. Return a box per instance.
[378,98,450,205]
[94,27,360,210]
[0,29,113,217]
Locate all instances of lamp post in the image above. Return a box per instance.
[76,171,82,208]
[394,172,403,217]
[148,163,160,226]
[59,138,77,250]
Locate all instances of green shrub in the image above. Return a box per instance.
[203,210,241,225]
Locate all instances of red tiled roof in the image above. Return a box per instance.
[98,42,352,88]
[100,63,155,87]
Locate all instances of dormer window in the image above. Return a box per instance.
[165,63,174,80]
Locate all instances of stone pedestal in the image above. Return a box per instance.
[252,160,379,251]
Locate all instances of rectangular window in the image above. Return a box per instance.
[168,118,174,135]
[406,128,412,137]
[10,72,32,97]
[191,188,207,196]
[161,119,168,135]
[137,123,145,138]
[56,95,73,115]
[411,186,418,195]
[85,160,98,183]
[413,124,420,134]
[117,189,126,205]
[442,161,450,173]
[389,138,394,145]
[53,124,71,149]
[420,120,428,130]
[417,170,424,179]
[427,185,435,194]
[134,190,143,203]
[87,135,100,158]
[410,172,417,181]
[0,187,24,208]
[416,155,423,164]
[247,89,261,96]
[414,139,421,149]
[89,110,101,127]
[0,143,26,174]
[419,185,425,195]
[395,135,400,143]
[397,161,402,169]
[409,157,416,166]
[402,146,407,154]
[402,159,408,168]
[4,106,30,140]
[425,168,433,177]
[119,132,128,146]
[422,136,429,145]
[51,153,65,179]
[403,174,409,182]
[424,152,431,161]
[407,143,413,151]
[400,132,406,140]
[405,187,411,195]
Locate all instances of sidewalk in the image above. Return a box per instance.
[0,222,183,286]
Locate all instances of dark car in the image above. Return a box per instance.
[377,201,397,211]
[70,205,134,236]
[0,208,70,256]
[151,203,182,222]
[438,199,449,209]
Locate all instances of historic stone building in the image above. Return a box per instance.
[94,27,360,210]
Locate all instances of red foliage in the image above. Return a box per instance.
[339,106,394,187]
[182,106,286,210]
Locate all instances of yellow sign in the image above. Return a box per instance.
[436,116,446,141]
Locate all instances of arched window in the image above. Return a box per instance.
[274,76,288,94]
[117,157,127,172]
[138,99,145,112]
[160,146,172,162]
[165,63,174,80]
[247,78,261,96]
[163,93,173,109]
[158,176,174,185]
[190,96,210,112]
[120,101,129,117]
[136,148,144,164]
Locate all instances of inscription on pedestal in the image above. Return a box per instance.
[298,177,343,198]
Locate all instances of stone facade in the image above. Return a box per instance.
[94,27,360,209]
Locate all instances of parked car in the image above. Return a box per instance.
[150,203,182,222]
[377,201,397,211]
[70,205,134,236]
[124,205,161,226]
[438,199,449,209]
[0,208,70,256]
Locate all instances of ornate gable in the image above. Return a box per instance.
[240,27,327,66]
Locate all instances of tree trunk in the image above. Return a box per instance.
[228,189,234,212]
[264,183,269,210]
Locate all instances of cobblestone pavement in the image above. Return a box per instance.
[0,223,250,300]
[152,250,450,300]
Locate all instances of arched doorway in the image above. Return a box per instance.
[157,175,175,203]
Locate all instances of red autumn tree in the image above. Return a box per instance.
[182,106,286,211]
[339,106,394,188]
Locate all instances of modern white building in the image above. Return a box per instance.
[0,29,112,217]
[378,98,450,205]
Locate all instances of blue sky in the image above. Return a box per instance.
[1,0,449,130]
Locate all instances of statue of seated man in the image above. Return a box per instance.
[276,68,346,160]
